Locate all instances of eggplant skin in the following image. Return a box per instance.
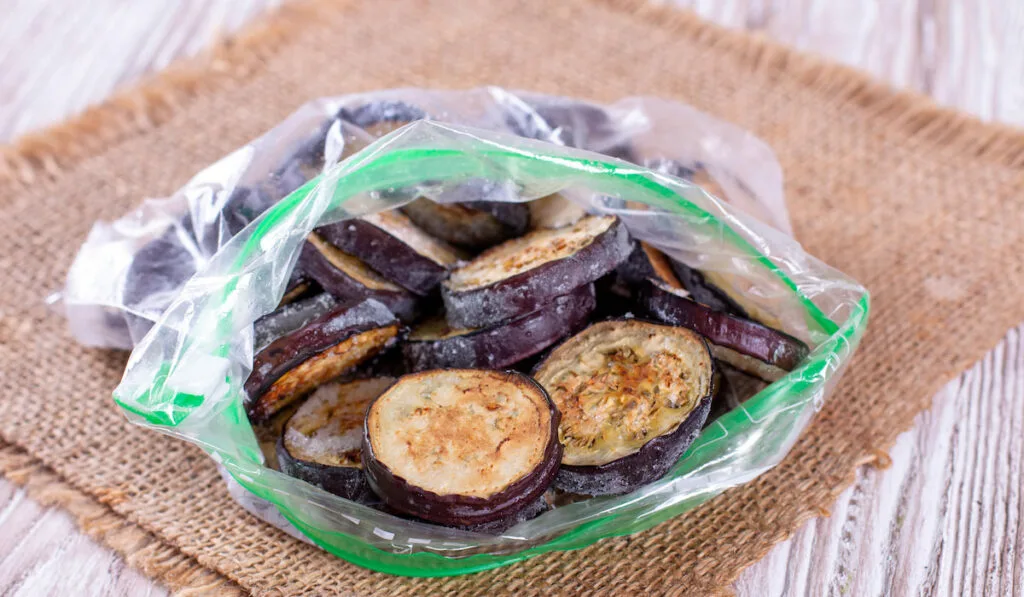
[316,217,450,296]
[244,299,399,421]
[554,395,712,496]
[361,371,563,528]
[668,258,749,318]
[638,279,809,373]
[275,436,379,504]
[403,284,596,371]
[298,239,420,323]
[443,216,633,329]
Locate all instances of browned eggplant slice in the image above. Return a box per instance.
[400,198,530,251]
[638,279,809,381]
[533,319,714,495]
[277,377,396,503]
[403,283,596,371]
[299,232,419,322]
[316,210,462,296]
[442,215,632,329]
[245,299,400,422]
[362,369,561,527]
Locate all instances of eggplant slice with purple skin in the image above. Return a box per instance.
[277,377,396,503]
[245,299,401,422]
[403,283,596,371]
[442,214,633,329]
[617,242,684,289]
[401,196,531,252]
[533,319,714,496]
[362,369,562,528]
[638,278,809,382]
[299,232,420,322]
[316,210,462,296]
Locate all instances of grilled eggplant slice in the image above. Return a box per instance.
[245,299,400,422]
[337,100,427,138]
[668,259,748,318]
[401,197,530,251]
[299,232,419,322]
[533,319,714,495]
[403,283,596,371]
[618,242,684,289]
[253,292,339,353]
[442,215,632,329]
[316,211,461,295]
[362,369,561,527]
[639,279,809,382]
[277,377,396,503]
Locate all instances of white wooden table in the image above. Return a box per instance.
[2,2,1023,595]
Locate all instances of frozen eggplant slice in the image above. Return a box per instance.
[527,194,587,230]
[400,199,520,251]
[639,279,809,381]
[708,362,768,422]
[279,269,319,307]
[316,211,461,295]
[277,377,396,503]
[617,242,684,289]
[253,292,339,353]
[668,259,748,318]
[362,369,561,527]
[533,319,714,495]
[245,299,400,422]
[300,232,419,322]
[403,283,596,371]
[337,100,427,137]
[442,215,632,329]
[122,223,199,343]
[525,99,636,162]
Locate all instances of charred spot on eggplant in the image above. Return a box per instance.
[299,232,419,322]
[442,215,632,329]
[533,319,714,495]
[245,299,400,422]
[639,279,809,381]
[277,377,396,503]
[362,369,561,527]
[316,211,461,295]
[403,283,596,371]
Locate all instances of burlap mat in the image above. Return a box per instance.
[1,0,1022,594]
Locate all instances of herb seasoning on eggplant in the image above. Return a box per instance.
[277,377,396,503]
[362,369,561,528]
[639,278,808,382]
[533,319,714,495]
[442,214,632,329]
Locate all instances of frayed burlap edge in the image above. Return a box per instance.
[0,441,243,596]
[0,0,1021,593]
[3,0,1023,189]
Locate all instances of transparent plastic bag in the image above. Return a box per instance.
[65,88,868,576]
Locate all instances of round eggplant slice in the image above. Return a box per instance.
[533,319,714,495]
[403,283,596,371]
[316,211,461,295]
[442,215,632,329]
[299,232,419,322]
[245,299,401,422]
[277,377,396,503]
[401,195,531,252]
[638,279,809,382]
[362,369,562,527]
[253,292,339,353]
[667,259,749,318]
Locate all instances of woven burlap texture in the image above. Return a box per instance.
[1,0,1023,595]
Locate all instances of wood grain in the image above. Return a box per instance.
[0,1,1022,596]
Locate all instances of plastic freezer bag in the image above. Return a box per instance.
[66,89,868,576]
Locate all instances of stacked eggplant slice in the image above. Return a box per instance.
[142,99,813,532]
